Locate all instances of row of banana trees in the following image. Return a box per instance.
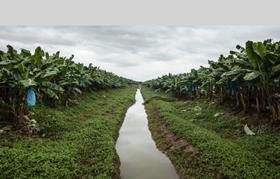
[0,45,135,127]
[145,39,280,121]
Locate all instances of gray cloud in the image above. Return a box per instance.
[0,26,280,81]
[0,26,78,46]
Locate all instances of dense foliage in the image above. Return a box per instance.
[145,39,280,120]
[0,45,135,128]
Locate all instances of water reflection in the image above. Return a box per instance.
[116,89,179,179]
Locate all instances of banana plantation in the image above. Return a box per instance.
[0,45,134,130]
[145,39,280,121]
[0,39,279,178]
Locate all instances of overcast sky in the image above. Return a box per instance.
[0,26,280,81]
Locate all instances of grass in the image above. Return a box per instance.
[142,87,280,179]
[0,86,136,178]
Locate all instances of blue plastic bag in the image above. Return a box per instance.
[191,84,196,92]
[226,80,230,91]
[231,82,237,93]
[26,87,36,106]
[227,80,237,94]
[185,83,189,92]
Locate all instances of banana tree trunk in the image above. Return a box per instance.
[240,87,247,114]
[262,79,274,120]
[196,87,200,98]
[235,92,240,108]
[256,96,260,118]
[260,88,266,111]
[246,86,251,112]
[208,81,213,100]
[16,89,26,127]
[271,104,277,120]
[277,102,280,120]
[219,87,222,104]
[219,86,226,104]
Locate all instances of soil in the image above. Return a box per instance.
[145,103,199,179]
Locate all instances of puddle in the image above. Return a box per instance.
[116,89,179,179]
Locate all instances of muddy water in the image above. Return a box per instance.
[116,89,179,179]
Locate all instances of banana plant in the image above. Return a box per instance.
[145,39,280,121]
[0,46,39,126]
[0,45,135,128]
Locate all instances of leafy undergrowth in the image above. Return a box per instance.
[142,87,280,179]
[0,86,136,178]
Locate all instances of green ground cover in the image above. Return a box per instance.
[142,87,280,179]
[0,86,136,178]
